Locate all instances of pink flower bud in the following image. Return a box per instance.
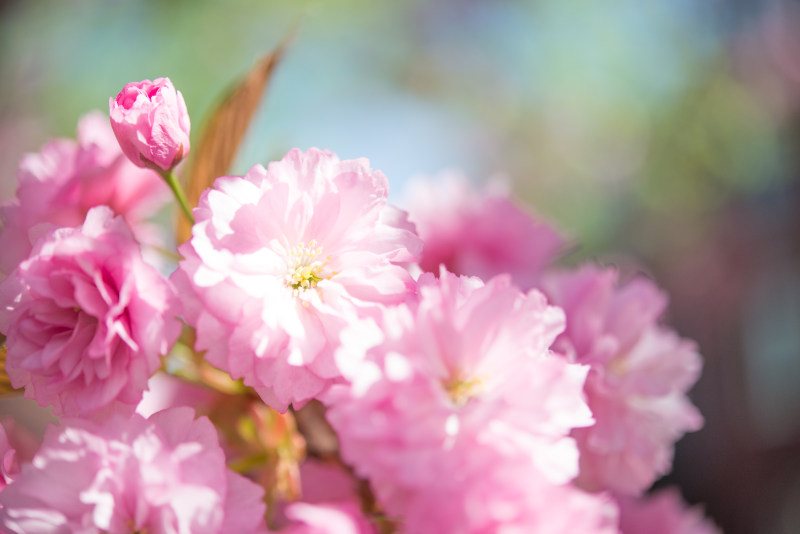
[109,77,191,172]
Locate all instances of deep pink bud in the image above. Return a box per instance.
[109,77,191,172]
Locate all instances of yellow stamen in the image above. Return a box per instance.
[284,240,331,293]
[442,375,483,406]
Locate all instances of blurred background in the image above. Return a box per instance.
[1,1,799,532]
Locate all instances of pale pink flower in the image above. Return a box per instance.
[403,172,564,290]
[356,435,619,534]
[172,148,421,412]
[0,424,20,490]
[0,418,40,472]
[136,371,218,419]
[109,77,191,171]
[276,460,377,533]
[617,488,721,534]
[0,407,267,534]
[326,269,613,533]
[0,111,171,275]
[0,206,181,418]
[281,502,376,534]
[0,417,43,503]
[543,265,704,495]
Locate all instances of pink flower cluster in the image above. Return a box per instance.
[0,408,266,533]
[0,76,720,533]
[404,173,563,290]
[325,270,619,533]
[543,266,704,495]
[0,111,170,275]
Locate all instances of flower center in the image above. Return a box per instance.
[284,240,331,293]
[442,375,483,406]
[607,355,628,376]
[124,518,149,533]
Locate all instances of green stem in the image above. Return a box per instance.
[161,169,195,225]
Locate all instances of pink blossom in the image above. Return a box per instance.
[276,460,377,533]
[0,418,40,472]
[543,265,704,495]
[0,111,171,275]
[617,488,720,534]
[0,206,181,418]
[0,424,20,490]
[136,371,219,419]
[0,417,42,503]
[403,172,564,290]
[109,77,191,171]
[281,502,375,534]
[326,269,615,533]
[0,407,267,534]
[172,148,421,412]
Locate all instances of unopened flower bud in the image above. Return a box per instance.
[109,77,190,172]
